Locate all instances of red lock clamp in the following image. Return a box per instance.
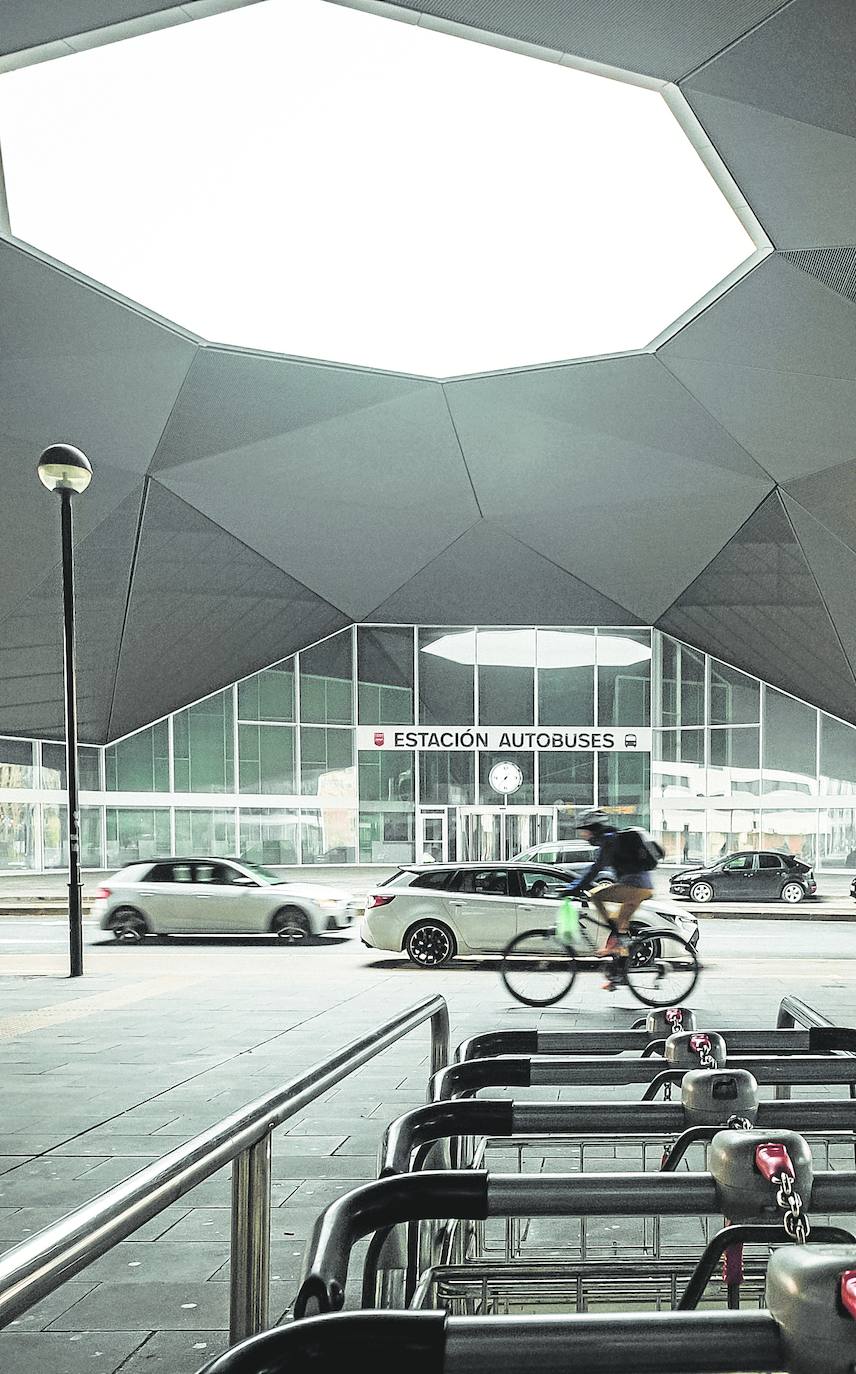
[755,1142,795,1182]
[840,1270,856,1320]
[690,1033,711,1052]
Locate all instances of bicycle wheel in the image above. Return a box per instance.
[622,929,699,1008]
[500,929,577,1007]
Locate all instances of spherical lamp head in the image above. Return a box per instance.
[37,444,92,495]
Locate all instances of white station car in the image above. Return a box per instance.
[361,862,699,966]
[94,857,354,943]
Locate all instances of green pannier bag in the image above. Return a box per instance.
[556,896,581,944]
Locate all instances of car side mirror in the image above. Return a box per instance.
[233,876,257,887]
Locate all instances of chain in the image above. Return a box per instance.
[663,1078,673,1101]
[665,1008,684,1034]
[774,1171,811,1243]
[690,1033,718,1070]
[726,1115,754,1130]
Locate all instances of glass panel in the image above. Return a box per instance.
[0,802,36,868]
[598,751,650,828]
[762,688,817,798]
[818,809,856,868]
[105,722,170,791]
[237,663,295,722]
[41,805,103,868]
[597,629,651,726]
[105,808,170,867]
[819,714,856,798]
[477,629,534,726]
[357,627,414,725]
[238,809,299,865]
[173,690,234,793]
[652,730,706,804]
[658,636,703,727]
[300,727,356,797]
[419,751,475,805]
[40,742,101,791]
[479,751,535,805]
[0,738,36,789]
[760,811,816,865]
[174,808,236,856]
[538,752,594,807]
[358,750,414,803]
[299,808,356,864]
[708,727,760,799]
[707,808,761,860]
[418,629,475,726]
[651,806,705,866]
[238,724,295,794]
[299,633,353,725]
[709,659,759,726]
[537,629,595,726]
[359,806,415,864]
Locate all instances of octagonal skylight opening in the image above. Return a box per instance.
[0,0,754,377]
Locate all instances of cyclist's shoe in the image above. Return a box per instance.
[601,978,617,991]
[595,930,620,957]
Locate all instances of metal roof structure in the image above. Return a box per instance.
[1,0,854,741]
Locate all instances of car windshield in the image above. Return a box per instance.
[237,861,289,885]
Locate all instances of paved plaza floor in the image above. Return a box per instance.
[0,918,855,1372]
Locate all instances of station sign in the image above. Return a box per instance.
[356,726,651,752]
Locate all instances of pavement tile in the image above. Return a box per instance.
[47,1281,295,1332]
[80,1243,230,1283]
[0,1330,148,1374]
[3,1282,99,1332]
[116,1330,228,1373]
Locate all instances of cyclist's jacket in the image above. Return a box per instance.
[566,828,654,895]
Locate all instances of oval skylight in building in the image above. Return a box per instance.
[0,0,754,377]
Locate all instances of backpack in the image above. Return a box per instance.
[614,827,664,873]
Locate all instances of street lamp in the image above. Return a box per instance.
[37,444,92,978]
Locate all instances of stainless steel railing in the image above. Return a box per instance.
[0,993,449,1344]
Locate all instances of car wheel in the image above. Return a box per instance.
[110,907,148,942]
[272,906,311,943]
[404,921,456,967]
[629,936,660,969]
[781,882,805,904]
[689,881,714,903]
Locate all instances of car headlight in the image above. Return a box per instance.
[316,898,342,910]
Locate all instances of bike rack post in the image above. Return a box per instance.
[229,1132,272,1344]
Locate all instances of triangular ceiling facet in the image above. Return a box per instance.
[784,493,856,687]
[108,481,348,740]
[367,520,641,625]
[444,354,772,621]
[657,491,856,724]
[0,484,146,742]
[151,349,479,617]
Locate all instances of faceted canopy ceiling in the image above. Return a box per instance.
[0,0,752,376]
[0,0,855,743]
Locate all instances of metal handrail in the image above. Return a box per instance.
[0,994,449,1344]
[777,996,836,1031]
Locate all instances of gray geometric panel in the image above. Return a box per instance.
[0,242,198,475]
[0,432,141,631]
[444,354,772,621]
[108,482,348,740]
[152,349,479,618]
[660,255,856,482]
[682,0,856,246]
[784,460,856,554]
[1,2,195,55]
[784,494,856,685]
[782,247,856,306]
[0,485,145,743]
[388,0,787,82]
[366,520,641,625]
[657,492,856,725]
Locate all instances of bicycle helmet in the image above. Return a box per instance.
[575,808,610,832]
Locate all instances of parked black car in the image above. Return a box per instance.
[670,850,816,903]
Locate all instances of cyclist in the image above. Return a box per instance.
[563,809,656,987]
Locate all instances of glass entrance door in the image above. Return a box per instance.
[417,810,448,864]
[457,807,555,863]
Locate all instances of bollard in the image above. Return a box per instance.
[646,1007,697,1036]
[681,1069,759,1127]
[766,1244,856,1373]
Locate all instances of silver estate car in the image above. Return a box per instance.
[94,857,353,943]
[361,862,699,966]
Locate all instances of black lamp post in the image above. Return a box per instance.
[36,444,92,978]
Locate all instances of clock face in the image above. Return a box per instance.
[489,761,523,795]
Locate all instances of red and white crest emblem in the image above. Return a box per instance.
[373,732,385,746]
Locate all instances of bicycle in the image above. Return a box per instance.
[500,893,700,1009]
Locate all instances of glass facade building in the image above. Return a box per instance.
[2,624,855,872]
